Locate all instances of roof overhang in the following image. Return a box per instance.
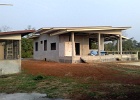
[0,30,35,37]
[103,34,129,41]
[34,26,131,36]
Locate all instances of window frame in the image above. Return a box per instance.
[35,42,38,51]
[44,40,47,51]
[89,38,98,49]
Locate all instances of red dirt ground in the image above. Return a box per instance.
[22,60,140,84]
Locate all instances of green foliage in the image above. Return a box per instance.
[122,38,140,59]
[21,38,33,58]
[104,42,117,51]
[91,42,98,49]
[104,38,140,59]
[122,39,135,51]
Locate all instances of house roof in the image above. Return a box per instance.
[30,26,131,41]
[0,30,35,37]
[34,26,131,36]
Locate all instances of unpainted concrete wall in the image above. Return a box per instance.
[59,35,105,56]
[59,35,89,56]
[33,34,59,62]
[33,34,105,63]
[0,60,21,75]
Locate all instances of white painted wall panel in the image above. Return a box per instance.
[0,34,21,40]
[65,42,72,56]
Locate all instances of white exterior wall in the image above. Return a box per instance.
[59,42,72,57]
[33,34,59,62]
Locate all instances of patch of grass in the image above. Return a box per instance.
[0,72,140,99]
[111,66,140,75]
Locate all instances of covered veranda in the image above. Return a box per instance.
[33,26,138,63]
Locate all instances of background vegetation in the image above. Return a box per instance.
[91,38,140,59]
[21,38,33,58]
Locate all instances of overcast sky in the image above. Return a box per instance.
[0,0,140,41]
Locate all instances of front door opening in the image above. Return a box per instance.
[75,43,80,55]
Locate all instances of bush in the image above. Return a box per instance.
[33,75,44,81]
[21,38,33,58]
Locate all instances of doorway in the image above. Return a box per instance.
[75,43,80,55]
[0,43,4,60]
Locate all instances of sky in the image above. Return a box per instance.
[0,0,140,41]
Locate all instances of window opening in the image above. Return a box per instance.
[51,43,56,50]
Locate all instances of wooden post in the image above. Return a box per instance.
[71,32,75,63]
[119,34,122,59]
[19,40,21,59]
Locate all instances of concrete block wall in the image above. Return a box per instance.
[0,60,21,75]
[59,35,89,56]
[33,34,59,62]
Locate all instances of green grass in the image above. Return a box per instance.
[0,72,140,99]
[111,66,140,75]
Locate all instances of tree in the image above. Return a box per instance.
[24,25,36,38]
[0,26,11,32]
[21,38,33,58]
[104,41,117,51]
[21,25,35,58]
[122,39,133,51]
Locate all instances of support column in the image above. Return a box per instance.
[98,33,101,56]
[100,37,104,50]
[19,40,21,72]
[71,32,75,63]
[119,34,122,59]
[19,40,21,59]
[117,39,120,54]
[136,51,139,60]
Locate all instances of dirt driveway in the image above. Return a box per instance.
[22,60,140,84]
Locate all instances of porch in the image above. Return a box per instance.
[57,27,133,63]
[59,51,138,63]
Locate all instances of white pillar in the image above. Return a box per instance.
[98,33,101,56]
[136,51,139,60]
[71,32,75,63]
[119,34,122,59]
[100,37,104,50]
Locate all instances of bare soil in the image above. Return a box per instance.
[22,60,140,85]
